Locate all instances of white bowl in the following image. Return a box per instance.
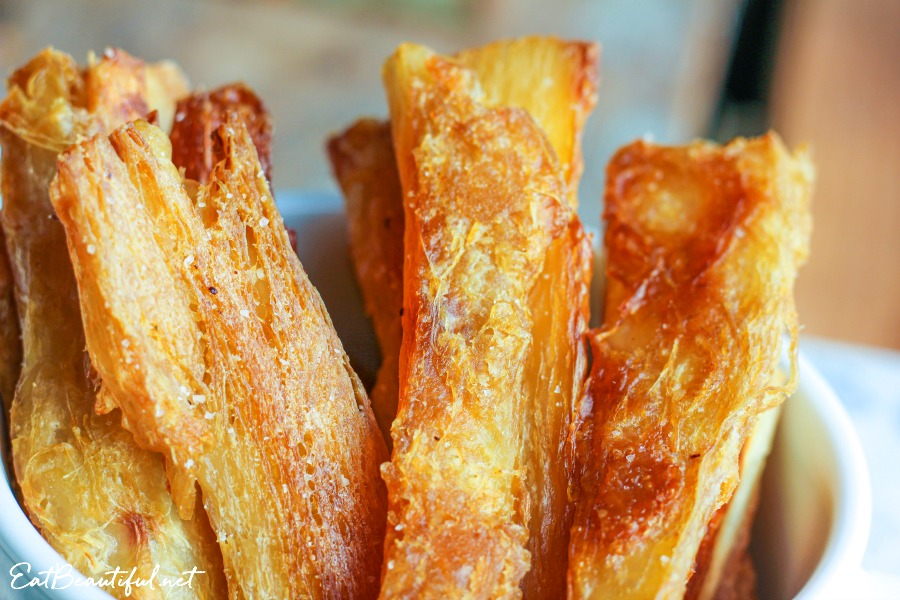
[0,191,876,598]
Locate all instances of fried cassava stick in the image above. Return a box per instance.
[568,134,812,599]
[0,48,226,599]
[329,36,597,598]
[376,42,590,597]
[51,113,388,598]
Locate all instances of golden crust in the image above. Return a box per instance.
[455,36,598,207]
[568,134,812,599]
[0,48,227,599]
[51,112,388,598]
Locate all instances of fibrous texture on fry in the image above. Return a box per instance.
[329,36,597,598]
[685,404,781,600]
[375,42,592,598]
[0,48,226,599]
[569,134,813,599]
[51,113,388,598]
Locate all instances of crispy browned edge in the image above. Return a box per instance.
[170,83,273,185]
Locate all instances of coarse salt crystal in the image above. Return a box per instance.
[259,217,269,227]
[184,459,195,469]
[184,255,194,267]
[86,244,96,255]
[192,394,206,404]
[204,411,215,420]
[240,309,251,318]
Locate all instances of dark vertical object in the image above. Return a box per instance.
[711,0,788,139]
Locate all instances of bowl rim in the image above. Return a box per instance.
[792,352,872,599]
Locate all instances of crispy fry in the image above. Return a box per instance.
[378,42,583,597]
[569,134,812,599]
[327,119,405,447]
[329,37,596,597]
[170,83,273,184]
[0,48,226,598]
[51,113,388,598]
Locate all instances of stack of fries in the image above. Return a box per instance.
[0,37,811,600]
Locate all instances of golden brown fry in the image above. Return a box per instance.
[569,134,813,599]
[379,43,577,597]
[330,37,596,597]
[170,83,273,184]
[327,119,405,447]
[0,48,226,598]
[51,114,388,598]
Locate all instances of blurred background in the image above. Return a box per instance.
[1,0,899,582]
[1,0,898,349]
[2,0,897,350]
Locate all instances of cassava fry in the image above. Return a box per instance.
[327,119,404,447]
[328,37,596,597]
[378,42,582,597]
[568,134,812,599]
[51,114,388,599]
[0,48,226,599]
[170,83,273,185]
